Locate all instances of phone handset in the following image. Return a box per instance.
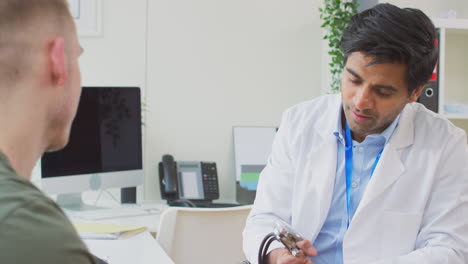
[161,154,178,198]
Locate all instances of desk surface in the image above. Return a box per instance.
[92,207,166,234]
[84,232,174,264]
[68,200,168,232]
[69,200,172,264]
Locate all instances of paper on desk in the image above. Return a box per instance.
[73,222,148,240]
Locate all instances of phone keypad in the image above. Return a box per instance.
[201,162,219,200]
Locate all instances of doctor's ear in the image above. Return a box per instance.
[408,86,423,103]
[48,37,67,86]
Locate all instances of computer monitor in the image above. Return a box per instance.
[40,87,143,210]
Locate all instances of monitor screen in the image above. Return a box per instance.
[41,87,143,200]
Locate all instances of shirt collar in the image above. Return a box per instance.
[379,114,400,143]
[333,108,401,144]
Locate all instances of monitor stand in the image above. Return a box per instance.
[56,193,105,211]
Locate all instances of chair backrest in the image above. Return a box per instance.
[156,205,252,264]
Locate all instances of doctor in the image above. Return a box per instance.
[243,3,468,264]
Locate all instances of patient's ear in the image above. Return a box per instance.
[48,37,67,86]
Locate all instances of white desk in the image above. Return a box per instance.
[68,200,173,264]
[84,232,173,264]
[91,201,168,234]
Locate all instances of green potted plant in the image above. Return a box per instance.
[319,0,359,93]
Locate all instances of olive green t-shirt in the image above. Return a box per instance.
[0,152,97,264]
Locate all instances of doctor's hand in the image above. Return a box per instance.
[265,240,317,264]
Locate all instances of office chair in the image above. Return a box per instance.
[156,205,252,264]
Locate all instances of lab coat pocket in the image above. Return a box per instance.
[380,211,422,258]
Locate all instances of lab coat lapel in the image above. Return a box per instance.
[302,134,337,240]
[357,145,404,208]
[300,95,342,239]
[352,104,415,218]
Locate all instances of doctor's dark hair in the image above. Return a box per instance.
[340,3,438,94]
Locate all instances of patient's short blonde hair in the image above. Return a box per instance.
[0,0,74,87]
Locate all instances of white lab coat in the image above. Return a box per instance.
[243,94,468,264]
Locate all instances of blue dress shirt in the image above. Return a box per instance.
[311,113,400,264]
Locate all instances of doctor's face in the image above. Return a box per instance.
[341,52,422,142]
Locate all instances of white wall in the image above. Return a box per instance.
[144,0,323,200]
[379,0,468,18]
[74,0,323,201]
[79,1,147,88]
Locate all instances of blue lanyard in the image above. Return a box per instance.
[344,121,382,227]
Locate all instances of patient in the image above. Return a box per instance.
[0,0,97,263]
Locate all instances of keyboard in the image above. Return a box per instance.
[69,207,154,221]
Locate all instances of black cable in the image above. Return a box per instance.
[262,235,276,262]
[261,236,273,263]
[258,232,276,264]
